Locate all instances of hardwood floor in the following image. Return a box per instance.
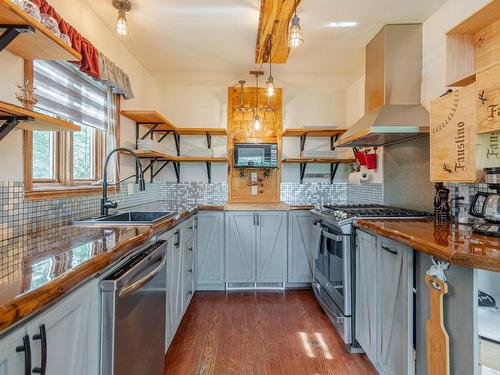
[164,290,376,375]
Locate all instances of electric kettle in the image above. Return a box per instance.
[469,191,500,223]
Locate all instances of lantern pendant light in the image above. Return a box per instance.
[254,72,261,131]
[113,0,132,36]
[266,37,275,97]
[288,0,303,48]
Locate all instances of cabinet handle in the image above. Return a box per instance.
[381,245,398,255]
[32,324,47,375]
[174,230,180,248]
[188,268,193,273]
[16,335,32,375]
[187,290,193,295]
[194,219,198,229]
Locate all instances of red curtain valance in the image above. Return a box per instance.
[31,0,100,78]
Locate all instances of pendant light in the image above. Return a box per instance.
[254,72,262,131]
[288,0,303,48]
[266,37,275,97]
[113,0,132,36]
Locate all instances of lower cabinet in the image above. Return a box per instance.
[0,279,100,375]
[287,211,314,283]
[196,212,224,289]
[356,230,414,375]
[225,211,287,286]
[162,217,198,351]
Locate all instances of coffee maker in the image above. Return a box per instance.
[469,167,500,237]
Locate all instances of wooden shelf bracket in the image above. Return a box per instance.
[0,24,33,54]
[0,114,30,141]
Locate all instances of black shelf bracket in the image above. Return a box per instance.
[141,124,159,140]
[206,162,212,183]
[157,131,170,143]
[330,134,340,151]
[0,25,34,54]
[152,160,171,182]
[0,115,31,141]
[173,161,180,183]
[300,134,307,154]
[206,133,212,149]
[330,163,340,184]
[173,133,180,156]
[299,162,307,184]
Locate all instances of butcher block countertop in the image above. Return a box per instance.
[354,218,500,272]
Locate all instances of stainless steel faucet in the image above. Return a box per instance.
[101,148,146,216]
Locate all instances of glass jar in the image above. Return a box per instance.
[40,14,60,37]
[21,0,41,23]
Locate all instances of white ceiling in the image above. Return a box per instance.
[86,0,446,88]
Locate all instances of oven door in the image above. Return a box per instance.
[314,226,351,316]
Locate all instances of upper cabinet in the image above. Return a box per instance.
[476,62,500,134]
[445,0,500,87]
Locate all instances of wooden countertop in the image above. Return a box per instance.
[0,207,195,334]
[0,203,312,334]
[354,219,500,272]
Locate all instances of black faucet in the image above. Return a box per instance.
[101,148,146,216]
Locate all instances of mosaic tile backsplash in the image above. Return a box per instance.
[0,181,385,243]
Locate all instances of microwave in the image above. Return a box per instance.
[233,143,278,168]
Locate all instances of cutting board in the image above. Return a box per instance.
[425,273,450,375]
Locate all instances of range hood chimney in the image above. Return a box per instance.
[336,24,429,147]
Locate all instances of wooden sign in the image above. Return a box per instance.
[430,84,481,182]
[227,87,282,203]
[476,62,500,134]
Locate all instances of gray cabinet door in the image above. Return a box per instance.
[167,228,184,342]
[26,279,99,375]
[196,212,224,285]
[225,212,256,283]
[257,212,287,283]
[377,238,414,375]
[287,211,313,283]
[355,230,378,364]
[0,328,28,375]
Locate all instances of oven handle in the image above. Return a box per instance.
[321,230,343,242]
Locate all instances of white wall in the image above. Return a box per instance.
[0,0,162,181]
[421,0,490,110]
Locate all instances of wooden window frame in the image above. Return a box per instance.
[23,60,121,200]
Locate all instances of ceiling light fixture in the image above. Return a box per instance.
[288,0,303,48]
[266,37,275,97]
[325,21,357,28]
[112,0,132,36]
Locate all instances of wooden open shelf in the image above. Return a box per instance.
[130,150,227,163]
[121,110,227,135]
[282,128,347,137]
[445,0,500,87]
[0,0,81,61]
[0,100,80,131]
[282,157,356,164]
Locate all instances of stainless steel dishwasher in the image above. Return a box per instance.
[101,240,167,375]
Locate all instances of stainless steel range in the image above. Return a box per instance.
[310,204,431,352]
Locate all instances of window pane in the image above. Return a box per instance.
[32,131,54,179]
[73,126,94,180]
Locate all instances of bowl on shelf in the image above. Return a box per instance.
[21,0,41,22]
[60,34,72,47]
[40,14,60,37]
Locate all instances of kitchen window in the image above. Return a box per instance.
[24,60,119,198]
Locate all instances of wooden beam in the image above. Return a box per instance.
[255,0,301,64]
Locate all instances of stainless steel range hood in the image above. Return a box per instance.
[337,24,430,147]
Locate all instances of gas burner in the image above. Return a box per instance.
[319,204,431,221]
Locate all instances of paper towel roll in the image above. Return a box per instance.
[348,172,361,185]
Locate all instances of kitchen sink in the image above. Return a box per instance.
[74,211,177,226]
